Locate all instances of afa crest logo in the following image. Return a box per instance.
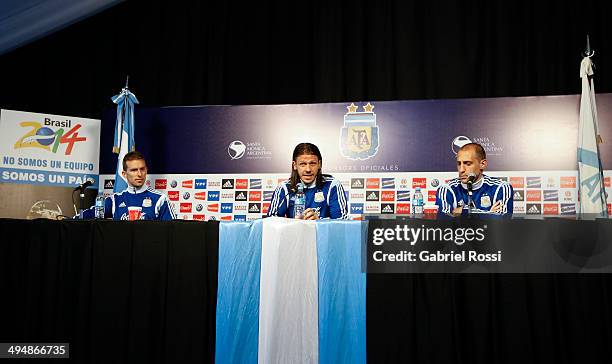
[340,102,379,160]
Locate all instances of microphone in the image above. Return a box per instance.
[466,173,477,190]
[73,178,94,191]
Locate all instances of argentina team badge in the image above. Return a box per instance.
[340,102,379,160]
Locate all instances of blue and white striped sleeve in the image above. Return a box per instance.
[435,184,456,215]
[267,184,289,217]
[328,180,348,219]
[494,183,514,216]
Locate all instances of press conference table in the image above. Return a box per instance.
[1,218,611,364]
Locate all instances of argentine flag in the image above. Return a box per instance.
[216,217,366,364]
[578,56,608,217]
[111,87,139,193]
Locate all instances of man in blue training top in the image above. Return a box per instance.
[436,143,513,217]
[267,142,348,219]
[82,151,176,220]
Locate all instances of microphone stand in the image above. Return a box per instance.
[467,182,473,217]
[79,187,86,219]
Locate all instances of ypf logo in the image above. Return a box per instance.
[452,136,472,154]
[228,140,246,160]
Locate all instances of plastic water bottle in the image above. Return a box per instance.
[293,183,306,219]
[95,192,105,219]
[413,187,424,215]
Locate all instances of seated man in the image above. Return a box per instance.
[82,151,175,220]
[267,142,348,219]
[436,143,513,217]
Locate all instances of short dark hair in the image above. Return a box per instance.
[459,143,486,160]
[290,143,325,191]
[122,151,146,171]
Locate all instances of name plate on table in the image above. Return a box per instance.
[365,217,612,273]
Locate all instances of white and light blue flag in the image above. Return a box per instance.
[578,56,607,217]
[216,217,366,364]
[111,87,139,193]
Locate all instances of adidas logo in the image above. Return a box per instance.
[236,192,246,199]
[351,179,364,188]
[249,205,260,212]
[119,202,126,207]
[223,180,233,188]
[104,180,115,189]
[382,205,393,213]
[527,205,540,214]
[367,192,378,200]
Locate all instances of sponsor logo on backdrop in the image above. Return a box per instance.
[12,115,89,155]
[366,178,380,189]
[207,191,220,201]
[526,204,542,215]
[262,203,270,214]
[381,191,395,202]
[510,177,524,189]
[195,203,204,212]
[221,215,233,221]
[497,177,508,182]
[545,177,558,189]
[543,190,558,201]
[351,178,365,189]
[351,191,365,200]
[222,179,234,189]
[562,190,575,202]
[208,180,221,188]
[193,214,206,221]
[452,135,504,156]
[381,178,395,189]
[195,192,206,200]
[430,179,440,188]
[228,140,272,160]
[398,178,410,189]
[182,180,193,188]
[180,203,192,213]
[235,179,248,189]
[365,203,380,213]
[265,179,276,189]
[513,190,524,201]
[104,179,114,189]
[208,216,217,221]
[263,191,274,201]
[340,179,350,189]
[235,191,247,201]
[514,204,526,214]
[412,178,426,189]
[234,215,246,222]
[381,203,395,214]
[234,203,248,212]
[249,203,261,213]
[560,176,577,188]
[221,191,234,200]
[526,190,541,202]
[194,179,207,189]
[155,179,167,189]
[228,140,246,160]
[396,203,410,214]
[366,190,380,201]
[350,203,364,214]
[560,203,576,215]
[207,203,219,212]
[451,136,472,154]
[170,180,178,188]
[249,179,262,189]
[543,204,559,215]
[340,102,379,160]
[428,190,437,202]
[168,191,179,201]
[221,203,233,213]
[526,177,541,189]
[182,192,191,200]
[249,191,262,201]
[397,191,411,202]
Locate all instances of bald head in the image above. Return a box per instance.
[458,143,486,161]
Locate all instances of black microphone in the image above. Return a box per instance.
[73,179,94,191]
[466,173,477,190]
